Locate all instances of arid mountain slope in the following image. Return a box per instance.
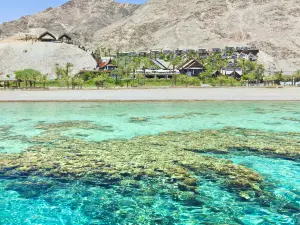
[92,0,300,71]
[0,0,140,43]
[1,0,300,71]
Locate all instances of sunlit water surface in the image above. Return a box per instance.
[0,102,299,224]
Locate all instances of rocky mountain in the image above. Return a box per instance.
[0,0,140,44]
[1,0,300,71]
[91,0,300,71]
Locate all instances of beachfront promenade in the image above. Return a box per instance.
[0,88,299,101]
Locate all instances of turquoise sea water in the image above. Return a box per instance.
[0,102,299,224]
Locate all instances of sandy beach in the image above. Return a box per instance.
[0,88,299,102]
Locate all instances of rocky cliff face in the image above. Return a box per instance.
[1,0,300,71]
[0,0,140,44]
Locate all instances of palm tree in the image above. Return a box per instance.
[75,77,84,89]
[140,57,152,85]
[56,63,73,89]
[93,73,109,89]
[136,74,144,86]
[38,74,48,89]
[170,56,182,86]
[129,57,141,87]
[124,64,133,88]
[293,70,300,84]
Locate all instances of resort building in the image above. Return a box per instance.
[138,51,148,57]
[119,52,130,56]
[150,50,161,58]
[231,54,238,60]
[178,59,205,76]
[211,70,222,78]
[174,49,183,56]
[135,69,180,79]
[58,34,72,44]
[238,53,248,60]
[128,52,138,57]
[38,31,57,42]
[97,58,117,71]
[198,49,209,57]
[248,53,257,61]
[163,49,173,55]
[225,47,235,52]
[183,49,196,54]
[212,48,222,53]
[222,67,243,79]
[237,49,260,56]
[222,53,229,59]
[150,59,172,70]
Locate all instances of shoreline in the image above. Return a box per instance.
[0,88,299,102]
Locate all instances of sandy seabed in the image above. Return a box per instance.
[0,87,299,102]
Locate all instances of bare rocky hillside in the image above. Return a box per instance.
[0,42,97,78]
[0,0,140,44]
[1,0,300,71]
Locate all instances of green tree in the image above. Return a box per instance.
[56,63,73,89]
[274,71,285,84]
[93,73,109,89]
[15,69,42,89]
[179,75,199,87]
[293,70,300,83]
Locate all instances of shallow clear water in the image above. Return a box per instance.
[0,102,299,224]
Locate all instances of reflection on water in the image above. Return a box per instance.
[0,102,299,224]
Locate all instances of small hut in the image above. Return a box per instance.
[38,31,56,42]
[58,34,72,44]
[0,75,17,89]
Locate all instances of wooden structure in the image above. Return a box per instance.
[211,70,222,78]
[135,69,180,79]
[38,31,56,42]
[0,77,18,89]
[178,59,205,76]
[58,34,72,44]
[223,67,243,79]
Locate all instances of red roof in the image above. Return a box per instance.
[99,61,109,69]
[97,58,113,69]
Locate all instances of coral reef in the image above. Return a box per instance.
[35,121,113,132]
[0,122,299,207]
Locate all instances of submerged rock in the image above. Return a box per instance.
[129,117,149,123]
[5,180,55,198]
